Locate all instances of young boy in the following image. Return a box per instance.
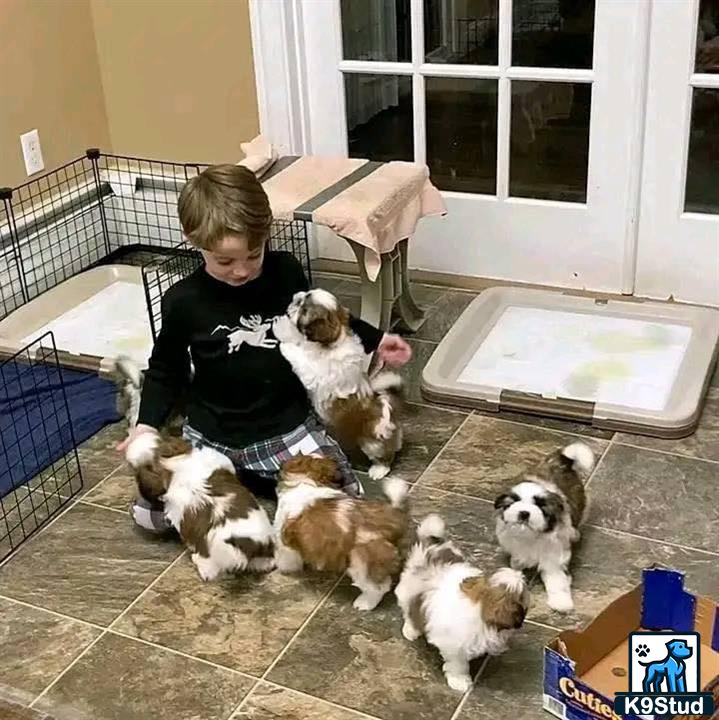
[118,164,412,532]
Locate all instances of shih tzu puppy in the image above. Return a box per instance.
[272,289,403,480]
[125,430,275,581]
[493,441,595,612]
[274,454,409,610]
[395,514,529,692]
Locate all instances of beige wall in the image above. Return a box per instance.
[90,0,260,164]
[0,0,111,188]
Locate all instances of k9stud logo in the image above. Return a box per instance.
[614,631,715,718]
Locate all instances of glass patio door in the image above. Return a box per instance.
[299,0,648,293]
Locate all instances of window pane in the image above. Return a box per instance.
[685,88,719,214]
[424,0,499,65]
[696,0,719,73]
[426,77,498,193]
[341,0,411,62]
[512,0,595,69]
[344,74,414,162]
[509,81,591,202]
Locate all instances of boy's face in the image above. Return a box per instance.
[201,234,265,287]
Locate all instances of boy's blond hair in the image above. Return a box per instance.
[178,164,273,251]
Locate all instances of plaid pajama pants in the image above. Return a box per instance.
[130,413,363,533]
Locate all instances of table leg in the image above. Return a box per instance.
[347,240,393,332]
[394,238,426,332]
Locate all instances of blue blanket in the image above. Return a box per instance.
[0,362,120,498]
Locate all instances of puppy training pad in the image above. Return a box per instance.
[421,287,719,437]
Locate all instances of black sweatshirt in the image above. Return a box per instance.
[137,252,384,447]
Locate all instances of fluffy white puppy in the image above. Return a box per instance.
[493,441,595,612]
[395,514,529,692]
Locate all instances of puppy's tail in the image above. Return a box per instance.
[417,513,446,546]
[560,442,596,476]
[370,371,403,398]
[382,477,409,509]
[114,354,143,389]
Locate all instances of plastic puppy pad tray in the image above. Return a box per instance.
[0,265,153,374]
[421,287,719,438]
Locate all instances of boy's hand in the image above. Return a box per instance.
[377,334,412,367]
[116,424,156,453]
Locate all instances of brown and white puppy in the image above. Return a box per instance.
[395,515,529,692]
[272,289,403,480]
[274,454,409,610]
[493,442,595,612]
[125,431,275,581]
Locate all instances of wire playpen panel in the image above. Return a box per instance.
[0,333,84,562]
[1,149,312,556]
[0,150,312,325]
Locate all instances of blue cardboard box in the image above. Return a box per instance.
[542,566,719,719]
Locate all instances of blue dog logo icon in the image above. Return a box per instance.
[614,631,714,717]
[638,638,693,694]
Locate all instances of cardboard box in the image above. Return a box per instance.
[543,566,719,719]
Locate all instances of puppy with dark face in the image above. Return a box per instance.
[395,514,529,692]
[273,289,404,481]
[493,442,595,612]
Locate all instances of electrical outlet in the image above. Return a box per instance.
[20,129,45,175]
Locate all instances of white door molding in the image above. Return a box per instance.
[636,0,719,307]
[250,1,665,295]
[249,0,309,156]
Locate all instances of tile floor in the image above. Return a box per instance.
[1,273,718,720]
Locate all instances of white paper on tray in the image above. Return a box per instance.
[458,307,692,412]
[21,281,153,367]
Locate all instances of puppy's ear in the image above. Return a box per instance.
[314,456,342,486]
[460,576,487,603]
[538,491,564,514]
[158,436,193,458]
[136,463,170,506]
[481,590,527,631]
[281,454,340,486]
[299,305,348,345]
[494,493,515,511]
[303,315,341,345]
[462,577,527,630]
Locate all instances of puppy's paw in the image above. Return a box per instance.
[368,464,391,481]
[402,621,421,641]
[445,674,472,693]
[353,593,382,611]
[272,315,295,343]
[276,557,303,574]
[191,553,218,582]
[249,556,276,573]
[547,592,574,613]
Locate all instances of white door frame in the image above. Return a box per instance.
[248,1,656,297]
[635,0,719,307]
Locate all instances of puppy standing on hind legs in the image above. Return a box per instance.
[272,288,404,481]
[493,441,595,612]
[395,514,530,692]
